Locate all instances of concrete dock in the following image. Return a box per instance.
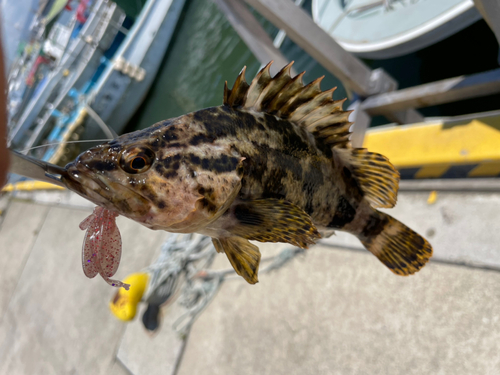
[0,187,499,374]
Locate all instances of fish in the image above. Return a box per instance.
[53,61,431,284]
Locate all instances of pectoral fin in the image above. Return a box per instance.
[212,237,261,284]
[229,199,321,248]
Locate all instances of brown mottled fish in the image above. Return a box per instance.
[62,62,432,284]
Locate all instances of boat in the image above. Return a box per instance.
[84,0,186,141]
[6,0,186,167]
[8,0,126,153]
[312,0,482,59]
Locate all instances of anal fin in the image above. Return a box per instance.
[229,199,321,248]
[212,237,261,284]
[337,148,400,208]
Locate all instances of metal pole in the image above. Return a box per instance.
[241,0,423,127]
[213,0,294,76]
[244,0,384,96]
[361,69,500,115]
[474,0,500,46]
[348,101,371,147]
[216,0,423,138]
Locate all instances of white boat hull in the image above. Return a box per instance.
[312,0,481,59]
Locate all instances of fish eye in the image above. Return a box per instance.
[131,157,146,170]
[120,147,155,174]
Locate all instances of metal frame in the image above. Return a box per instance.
[243,0,384,96]
[213,0,293,76]
[215,0,500,146]
[474,0,500,46]
[361,68,500,116]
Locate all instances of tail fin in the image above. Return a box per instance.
[358,211,432,275]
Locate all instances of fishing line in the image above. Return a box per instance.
[84,104,119,139]
[20,139,113,153]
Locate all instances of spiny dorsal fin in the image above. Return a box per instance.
[225,66,249,108]
[223,61,352,149]
[337,148,400,208]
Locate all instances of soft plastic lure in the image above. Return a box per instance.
[79,206,130,290]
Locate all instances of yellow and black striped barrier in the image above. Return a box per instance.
[2,181,65,193]
[364,111,500,179]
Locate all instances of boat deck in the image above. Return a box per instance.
[1,186,499,374]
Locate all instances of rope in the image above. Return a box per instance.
[142,234,305,335]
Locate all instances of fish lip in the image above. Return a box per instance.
[64,161,114,194]
[63,165,108,208]
[63,161,151,215]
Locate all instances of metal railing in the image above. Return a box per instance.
[214,0,500,146]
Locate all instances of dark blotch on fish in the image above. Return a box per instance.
[164,170,178,179]
[200,155,240,173]
[168,142,183,148]
[189,154,201,165]
[149,138,164,150]
[198,186,214,196]
[189,134,216,146]
[200,198,217,213]
[234,110,265,132]
[86,160,117,172]
[161,124,179,141]
[261,170,288,200]
[361,213,389,237]
[328,196,356,228]
[162,156,173,169]
[263,114,310,155]
[234,204,264,226]
[302,165,324,210]
[196,107,237,138]
[342,166,364,201]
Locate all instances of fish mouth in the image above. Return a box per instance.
[62,162,150,217]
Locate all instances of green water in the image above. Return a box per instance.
[115,0,148,18]
[123,0,348,132]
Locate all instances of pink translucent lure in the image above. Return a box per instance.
[79,206,130,290]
